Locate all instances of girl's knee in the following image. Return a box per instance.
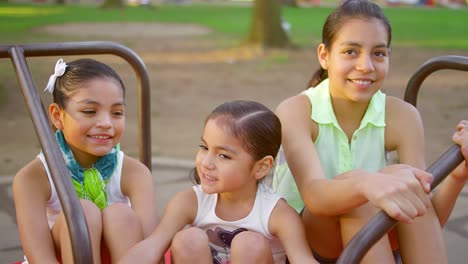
[53,200,100,232]
[231,231,271,256]
[171,228,212,263]
[80,199,102,229]
[102,203,141,232]
[172,227,209,253]
[52,212,69,245]
[102,203,135,223]
[52,200,102,255]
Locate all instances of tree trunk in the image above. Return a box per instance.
[101,0,125,8]
[281,0,299,7]
[247,0,291,48]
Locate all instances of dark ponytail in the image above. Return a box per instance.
[308,68,328,88]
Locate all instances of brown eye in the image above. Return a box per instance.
[82,110,95,115]
[218,154,231,160]
[199,144,208,151]
[374,51,386,57]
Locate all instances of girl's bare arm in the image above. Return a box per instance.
[13,159,59,263]
[268,199,318,264]
[121,156,158,237]
[118,188,198,263]
[430,120,468,226]
[390,101,468,226]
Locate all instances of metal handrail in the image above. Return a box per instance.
[404,55,468,107]
[0,41,152,264]
[337,55,468,264]
[337,145,463,263]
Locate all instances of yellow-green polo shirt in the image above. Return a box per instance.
[273,79,387,212]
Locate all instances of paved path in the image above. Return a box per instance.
[1,158,468,263]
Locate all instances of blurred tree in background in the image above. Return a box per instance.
[101,0,125,8]
[247,0,291,48]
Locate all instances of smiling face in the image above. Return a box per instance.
[50,77,125,167]
[195,118,260,195]
[318,17,390,103]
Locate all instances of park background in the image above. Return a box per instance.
[0,0,468,262]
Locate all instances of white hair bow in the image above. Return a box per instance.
[44,59,68,93]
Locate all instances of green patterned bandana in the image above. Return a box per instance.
[55,130,117,210]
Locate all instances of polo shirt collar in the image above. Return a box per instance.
[309,79,386,129]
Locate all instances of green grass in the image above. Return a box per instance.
[284,6,468,50]
[0,3,467,49]
[384,7,468,49]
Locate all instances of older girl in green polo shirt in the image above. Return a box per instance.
[272,0,468,263]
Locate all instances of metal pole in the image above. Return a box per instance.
[9,46,93,264]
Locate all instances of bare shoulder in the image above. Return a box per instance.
[120,155,154,196]
[172,187,197,204]
[276,93,311,120]
[121,155,151,175]
[13,158,50,202]
[16,158,44,178]
[165,187,198,222]
[15,158,47,185]
[386,95,421,124]
[269,198,301,235]
[271,198,293,215]
[276,94,318,137]
[385,95,424,150]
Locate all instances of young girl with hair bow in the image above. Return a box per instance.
[14,58,157,264]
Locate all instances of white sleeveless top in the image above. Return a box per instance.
[192,183,286,264]
[38,150,129,228]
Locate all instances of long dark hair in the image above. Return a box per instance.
[191,100,282,184]
[308,0,392,88]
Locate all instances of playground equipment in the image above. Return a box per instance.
[337,55,468,264]
[1,41,467,263]
[0,41,151,264]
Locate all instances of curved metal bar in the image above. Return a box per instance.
[337,55,468,263]
[1,41,152,263]
[337,145,463,263]
[0,41,152,169]
[8,46,93,264]
[404,55,468,107]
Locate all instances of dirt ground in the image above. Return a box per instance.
[0,22,467,177]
